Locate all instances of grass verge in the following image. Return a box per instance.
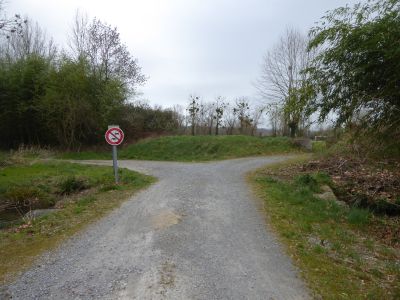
[58,135,300,161]
[249,156,400,299]
[0,160,155,284]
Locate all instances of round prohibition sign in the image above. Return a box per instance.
[105,127,124,146]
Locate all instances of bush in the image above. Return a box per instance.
[373,199,400,216]
[295,174,319,192]
[347,207,371,226]
[313,172,332,185]
[58,176,89,195]
[4,186,54,210]
[312,141,327,153]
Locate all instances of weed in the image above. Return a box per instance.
[74,196,96,214]
[312,141,327,153]
[313,172,332,185]
[99,183,121,192]
[347,207,371,225]
[295,174,319,192]
[262,177,279,184]
[58,176,89,195]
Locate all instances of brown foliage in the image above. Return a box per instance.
[302,156,400,208]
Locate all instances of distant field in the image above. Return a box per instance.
[59,135,300,161]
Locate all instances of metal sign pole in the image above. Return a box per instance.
[112,145,119,184]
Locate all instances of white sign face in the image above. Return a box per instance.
[105,127,124,146]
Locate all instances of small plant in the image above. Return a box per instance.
[295,174,319,192]
[347,207,371,226]
[58,176,89,195]
[263,177,278,184]
[99,183,121,192]
[313,172,331,185]
[312,141,327,153]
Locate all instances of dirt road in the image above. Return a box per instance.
[6,156,309,299]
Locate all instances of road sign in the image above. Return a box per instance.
[105,126,124,184]
[105,127,124,146]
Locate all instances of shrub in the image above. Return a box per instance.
[4,186,54,210]
[373,199,400,216]
[312,141,327,153]
[58,176,89,195]
[347,207,371,226]
[295,174,319,192]
[313,172,332,185]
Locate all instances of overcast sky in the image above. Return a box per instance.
[6,0,358,108]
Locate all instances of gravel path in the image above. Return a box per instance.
[5,156,309,299]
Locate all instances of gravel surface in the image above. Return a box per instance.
[5,156,310,299]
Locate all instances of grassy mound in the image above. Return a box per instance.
[60,135,299,161]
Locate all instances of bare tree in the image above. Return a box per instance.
[224,104,237,135]
[0,1,26,38]
[250,106,265,136]
[68,10,88,58]
[234,97,252,134]
[69,12,146,91]
[205,102,215,135]
[197,100,214,135]
[170,104,186,134]
[2,18,57,61]
[256,27,314,137]
[214,96,227,136]
[266,103,283,136]
[187,95,200,136]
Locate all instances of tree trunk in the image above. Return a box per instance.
[289,122,297,138]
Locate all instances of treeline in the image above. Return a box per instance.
[0,11,177,149]
[1,0,399,155]
[176,95,264,136]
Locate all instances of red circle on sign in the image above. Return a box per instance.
[105,127,124,146]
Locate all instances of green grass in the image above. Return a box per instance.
[312,141,327,153]
[0,160,155,284]
[250,158,400,299]
[58,135,299,161]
